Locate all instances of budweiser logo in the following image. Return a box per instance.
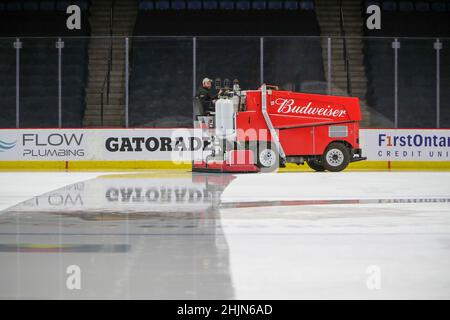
[273,98,347,118]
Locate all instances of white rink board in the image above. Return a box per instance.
[361,129,450,161]
[0,128,449,161]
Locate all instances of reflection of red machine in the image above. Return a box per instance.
[193,84,366,173]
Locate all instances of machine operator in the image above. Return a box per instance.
[196,77,222,115]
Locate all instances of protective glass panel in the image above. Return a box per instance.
[61,37,90,128]
[20,38,59,128]
[398,39,436,128]
[264,37,325,93]
[129,37,193,127]
[441,39,450,129]
[0,38,16,128]
[362,37,396,128]
[196,37,260,92]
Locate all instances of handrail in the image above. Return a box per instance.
[339,0,353,97]
[99,0,115,127]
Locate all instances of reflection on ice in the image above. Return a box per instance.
[0,172,235,299]
[0,171,449,299]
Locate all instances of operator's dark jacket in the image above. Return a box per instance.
[196,86,218,114]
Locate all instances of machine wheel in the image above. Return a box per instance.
[307,159,326,172]
[250,141,279,172]
[322,142,350,172]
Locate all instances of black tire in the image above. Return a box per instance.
[250,141,279,173]
[307,159,326,172]
[321,142,350,172]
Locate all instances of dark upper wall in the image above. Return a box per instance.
[134,10,320,36]
[363,0,450,37]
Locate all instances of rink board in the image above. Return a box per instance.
[0,128,449,170]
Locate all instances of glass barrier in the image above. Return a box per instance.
[129,37,193,128]
[441,39,450,129]
[72,37,126,128]
[398,38,436,128]
[0,36,448,129]
[196,37,260,92]
[264,37,325,93]
[20,38,59,128]
[62,37,90,128]
[362,37,396,128]
[0,38,16,128]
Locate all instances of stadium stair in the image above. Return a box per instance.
[315,0,392,127]
[83,0,137,127]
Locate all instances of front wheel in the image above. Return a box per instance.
[250,141,279,173]
[322,142,350,172]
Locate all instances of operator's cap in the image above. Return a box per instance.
[202,77,213,85]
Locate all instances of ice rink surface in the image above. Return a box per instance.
[0,170,449,299]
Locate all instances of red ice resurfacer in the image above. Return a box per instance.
[192,83,366,173]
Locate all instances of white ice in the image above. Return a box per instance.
[0,171,449,299]
[0,172,102,212]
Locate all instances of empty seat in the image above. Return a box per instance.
[73,0,89,11]
[56,0,72,11]
[299,0,314,10]
[155,1,170,10]
[431,1,447,12]
[398,1,414,12]
[415,1,430,12]
[139,0,155,10]
[40,0,55,11]
[382,1,397,11]
[23,0,40,11]
[187,1,202,10]
[203,0,219,9]
[365,0,380,7]
[6,0,22,11]
[267,0,283,9]
[284,1,298,10]
[219,0,234,10]
[172,1,187,10]
[236,1,251,9]
[252,1,267,10]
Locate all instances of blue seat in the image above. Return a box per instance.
[172,1,186,9]
[23,0,40,11]
[73,0,89,11]
[203,0,218,9]
[40,0,55,11]
[365,0,380,7]
[219,0,234,10]
[299,0,314,10]
[139,0,155,10]
[398,1,414,12]
[381,0,397,11]
[431,1,446,12]
[236,1,250,9]
[154,0,170,10]
[187,0,202,9]
[252,1,267,10]
[267,0,283,9]
[6,0,22,11]
[415,1,430,12]
[284,0,298,10]
[56,0,72,11]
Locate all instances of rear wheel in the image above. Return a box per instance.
[307,159,325,172]
[322,142,350,172]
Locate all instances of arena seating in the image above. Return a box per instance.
[137,0,315,11]
[363,0,450,128]
[0,1,90,128]
[129,1,323,127]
